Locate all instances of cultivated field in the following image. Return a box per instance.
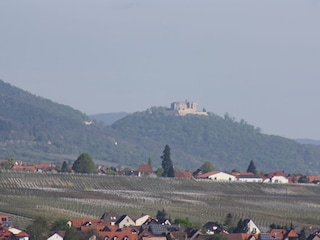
[1,171,320,232]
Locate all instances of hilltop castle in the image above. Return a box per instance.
[170,100,208,116]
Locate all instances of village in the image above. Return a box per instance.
[1,156,320,240]
[2,159,320,185]
[1,209,320,240]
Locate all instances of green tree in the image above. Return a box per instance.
[61,161,69,173]
[223,213,234,231]
[155,167,163,177]
[174,217,192,228]
[79,228,101,240]
[26,216,50,240]
[233,219,248,233]
[72,153,95,174]
[64,226,79,240]
[50,219,69,231]
[299,228,306,240]
[298,175,309,183]
[161,145,174,177]
[247,160,257,175]
[200,161,215,173]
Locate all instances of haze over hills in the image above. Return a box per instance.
[1,79,320,174]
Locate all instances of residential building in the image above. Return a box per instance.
[197,171,236,181]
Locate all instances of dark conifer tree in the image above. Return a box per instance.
[61,161,69,172]
[161,144,174,177]
[247,160,257,175]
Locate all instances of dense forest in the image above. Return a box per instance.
[1,79,320,174]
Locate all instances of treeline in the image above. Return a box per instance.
[111,107,320,174]
[1,79,320,174]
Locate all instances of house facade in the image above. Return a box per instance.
[197,171,236,181]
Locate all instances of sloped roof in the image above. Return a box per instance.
[231,172,254,177]
[98,226,138,240]
[0,226,11,239]
[170,231,187,240]
[70,218,108,229]
[148,224,168,235]
[268,172,287,177]
[50,231,66,238]
[286,230,299,238]
[203,222,222,231]
[34,163,54,169]
[308,176,320,182]
[197,171,220,178]
[270,229,286,239]
[174,170,193,178]
[238,175,262,179]
[115,215,134,226]
[138,164,153,173]
[226,233,257,240]
[10,165,36,172]
[306,230,320,240]
[185,228,202,238]
[100,212,122,222]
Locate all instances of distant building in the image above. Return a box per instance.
[170,101,208,116]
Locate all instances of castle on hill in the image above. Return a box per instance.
[170,100,208,116]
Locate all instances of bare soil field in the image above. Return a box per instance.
[1,171,320,232]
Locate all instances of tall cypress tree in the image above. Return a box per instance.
[247,160,257,175]
[161,144,174,177]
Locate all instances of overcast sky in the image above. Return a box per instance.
[1,0,319,139]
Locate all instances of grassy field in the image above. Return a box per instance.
[1,171,320,232]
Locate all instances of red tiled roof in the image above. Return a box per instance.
[225,233,257,240]
[270,229,286,239]
[268,172,287,177]
[137,164,153,173]
[174,170,193,178]
[98,226,138,240]
[308,176,320,182]
[70,218,108,229]
[197,171,220,178]
[34,163,54,169]
[286,230,299,238]
[10,165,36,172]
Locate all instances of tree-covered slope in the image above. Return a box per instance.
[1,79,320,175]
[111,107,320,174]
[0,80,115,163]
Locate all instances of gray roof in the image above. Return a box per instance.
[148,224,168,235]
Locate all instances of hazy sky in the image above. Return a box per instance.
[1,0,320,139]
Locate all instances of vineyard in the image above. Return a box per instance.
[1,171,320,232]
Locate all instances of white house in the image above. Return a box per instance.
[237,175,263,183]
[115,215,136,228]
[264,175,289,184]
[244,219,261,234]
[197,171,236,181]
[47,232,65,240]
[8,227,30,240]
[135,214,151,226]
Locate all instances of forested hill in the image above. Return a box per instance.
[111,107,320,175]
[0,80,116,163]
[1,79,320,175]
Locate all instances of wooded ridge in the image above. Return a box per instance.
[1,79,320,174]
